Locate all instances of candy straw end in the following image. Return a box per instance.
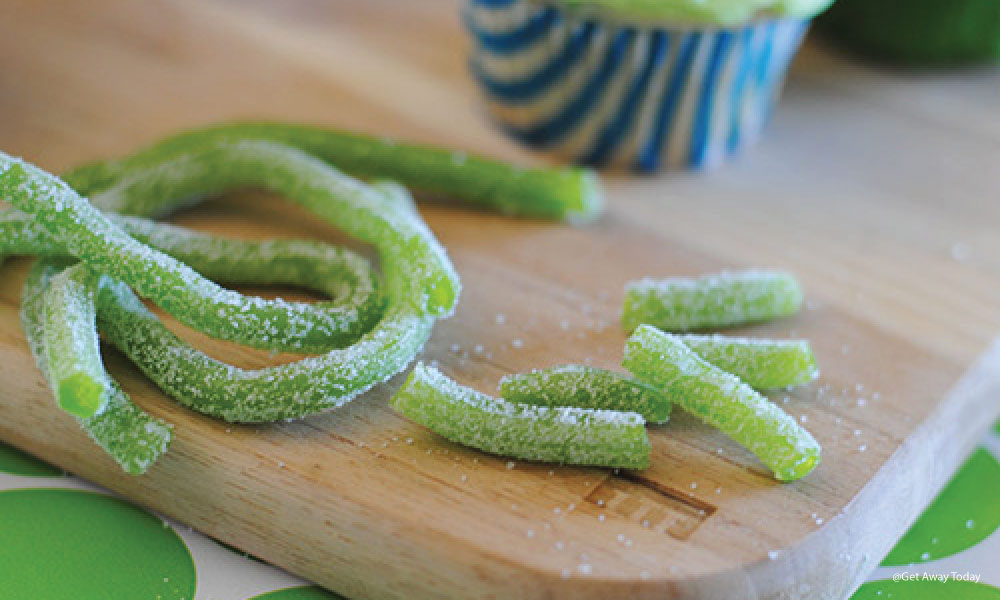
[565,168,604,225]
[775,449,821,482]
[57,373,107,419]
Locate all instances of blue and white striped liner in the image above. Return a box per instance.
[465,0,809,171]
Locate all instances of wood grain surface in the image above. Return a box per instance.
[1,1,999,599]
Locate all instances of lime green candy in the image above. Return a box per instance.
[82,141,459,320]
[623,270,804,332]
[42,264,109,418]
[83,160,443,422]
[3,208,386,422]
[96,271,433,423]
[21,261,173,475]
[1,208,384,345]
[0,145,422,353]
[2,140,459,468]
[499,364,671,423]
[3,153,446,423]
[623,325,820,481]
[678,334,819,389]
[62,121,604,223]
[392,363,651,469]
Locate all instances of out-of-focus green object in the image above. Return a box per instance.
[818,0,1000,64]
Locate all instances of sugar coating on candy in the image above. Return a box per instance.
[623,325,820,481]
[1,149,409,353]
[622,270,804,332]
[678,334,819,390]
[10,216,403,423]
[392,363,651,469]
[0,208,383,336]
[21,261,172,475]
[42,264,110,418]
[499,364,671,423]
[1,204,392,417]
[114,215,385,348]
[87,140,460,316]
[2,140,461,469]
[97,275,434,422]
[61,121,605,223]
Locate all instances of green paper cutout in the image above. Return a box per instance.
[0,441,63,477]
[250,586,346,599]
[852,579,1000,600]
[883,447,1000,566]
[0,488,196,599]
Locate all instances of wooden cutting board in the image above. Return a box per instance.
[2,1,999,598]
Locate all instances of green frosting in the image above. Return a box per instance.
[543,0,834,27]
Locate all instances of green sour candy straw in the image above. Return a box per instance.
[94,269,434,423]
[21,260,172,475]
[83,140,459,319]
[622,270,804,332]
[499,365,671,423]
[2,142,461,458]
[0,146,443,353]
[678,334,819,390]
[61,122,604,223]
[42,264,109,418]
[0,208,383,330]
[391,363,651,469]
[81,381,174,475]
[623,326,820,481]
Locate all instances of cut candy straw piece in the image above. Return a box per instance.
[678,334,819,390]
[499,364,671,423]
[392,363,651,469]
[623,325,820,481]
[623,270,803,332]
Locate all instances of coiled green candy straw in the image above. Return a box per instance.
[2,142,456,353]
[0,140,461,470]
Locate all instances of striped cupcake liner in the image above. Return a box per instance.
[465,0,810,171]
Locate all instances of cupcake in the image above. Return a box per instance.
[464,0,834,172]
[818,0,1000,65]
